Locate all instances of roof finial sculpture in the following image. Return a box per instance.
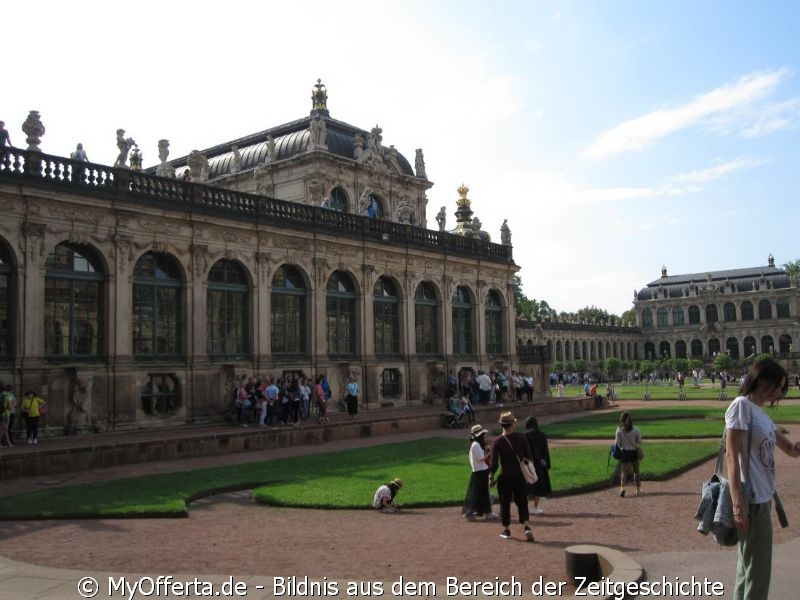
[22,110,45,152]
[768,253,775,268]
[453,183,473,236]
[661,265,667,277]
[311,79,329,117]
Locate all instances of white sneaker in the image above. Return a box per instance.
[532,507,544,515]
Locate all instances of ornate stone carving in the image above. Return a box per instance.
[436,206,447,232]
[362,264,376,289]
[187,150,210,182]
[155,139,175,178]
[152,240,167,253]
[21,110,45,152]
[414,148,427,179]
[471,217,482,238]
[308,118,328,150]
[190,244,209,278]
[67,376,93,433]
[21,222,46,261]
[265,135,277,163]
[230,145,242,173]
[138,218,168,233]
[48,206,101,227]
[114,129,136,168]
[113,233,134,273]
[353,134,364,159]
[256,251,274,283]
[500,219,511,246]
[313,256,329,285]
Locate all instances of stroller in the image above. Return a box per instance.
[443,397,468,429]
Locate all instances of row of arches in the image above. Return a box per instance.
[642,299,792,329]
[1,241,509,361]
[549,338,641,363]
[644,335,793,360]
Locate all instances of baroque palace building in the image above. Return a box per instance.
[0,82,535,434]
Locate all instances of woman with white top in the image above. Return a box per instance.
[462,424,494,520]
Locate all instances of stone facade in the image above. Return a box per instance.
[0,84,522,436]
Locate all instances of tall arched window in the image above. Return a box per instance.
[452,286,473,355]
[777,298,790,318]
[374,276,400,355]
[271,265,306,355]
[657,307,669,328]
[485,290,503,355]
[672,306,684,326]
[44,243,104,358]
[743,336,756,357]
[641,308,652,329]
[724,302,737,322]
[761,335,774,354]
[779,334,792,354]
[327,271,357,356]
[726,337,739,359]
[133,252,181,357]
[329,186,348,212]
[556,340,563,361]
[688,305,701,325]
[741,301,754,321]
[705,304,718,325]
[758,299,773,320]
[708,338,720,356]
[415,282,439,354]
[659,340,671,359]
[367,194,385,219]
[675,340,687,358]
[690,339,703,357]
[207,260,249,357]
[644,341,655,360]
[0,244,12,359]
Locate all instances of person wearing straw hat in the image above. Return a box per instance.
[462,424,496,520]
[490,411,535,541]
[373,478,404,513]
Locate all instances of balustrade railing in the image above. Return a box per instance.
[516,345,551,363]
[1,147,514,263]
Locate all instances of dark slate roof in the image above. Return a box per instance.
[637,265,791,301]
[148,115,416,179]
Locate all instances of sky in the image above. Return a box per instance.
[4,1,799,316]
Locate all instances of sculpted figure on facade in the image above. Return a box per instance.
[353,134,364,160]
[500,219,511,246]
[67,377,91,431]
[436,206,447,231]
[21,110,46,152]
[265,135,277,162]
[471,217,482,238]
[114,129,136,168]
[308,118,327,150]
[414,148,427,179]
[187,150,210,182]
[155,139,175,178]
[231,145,242,173]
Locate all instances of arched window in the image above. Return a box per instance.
[452,286,473,355]
[675,340,687,358]
[329,186,348,212]
[45,243,105,358]
[690,339,703,357]
[556,340,563,361]
[133,252,181,357]
[366,194,385,219]
[657,307,669,328]
[641,309,652,329]
[708,338,721,356]
[761,335,774,354]
[207,260,249,357]
[590,340,597,361]
[705,304,718,325]
[726,337,739,359]
[741,301,754,321]
[485,290,503,355]
[758,300,772,320]
[573,340,579,360]
[779,334,792,354]
[672,306,684,326]
[688,305,701,325]
[644,341,655,360]
[374,276,400,355]
[659,340,671,359]
[564,340,571,361]
[415,282,439,354]
[0,244,12,358]
[724,302,737,322]
[327,271,357,356]
[777,298,790,318]
[271,265,306,355]
[581,340,587,359]
[743,336,756,357]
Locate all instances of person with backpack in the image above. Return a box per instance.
[21,391,46,445]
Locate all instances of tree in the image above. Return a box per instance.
[620,309,636,326]
[713,353,735,373]
[671,357,689,375]
[638,359,656,377]
[603,357,621,382]
[512,275,558,321]
[782,259,800,284]
[574,359,587,374]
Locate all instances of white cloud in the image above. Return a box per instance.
[582,69,790,160]
[669,156,768,184]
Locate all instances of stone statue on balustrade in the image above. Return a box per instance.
[187,150,210,182]
[155,139,175,178]
[353,134,364,160]
[231,145,243,173]
[308,118,327,150]
[265,135,277,162]
[471,217,482,238]
[22,110,45,152]
[500,219,511,246]
[415,148,427,179]
[114,129,137,168]
[436,206,447,231]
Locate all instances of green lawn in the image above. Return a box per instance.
[552,383,800,401]
[0,436,717,519]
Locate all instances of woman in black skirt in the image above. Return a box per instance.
[524,416,552,514]
[462,424,495,520]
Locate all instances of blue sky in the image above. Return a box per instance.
[4,1,798,315]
